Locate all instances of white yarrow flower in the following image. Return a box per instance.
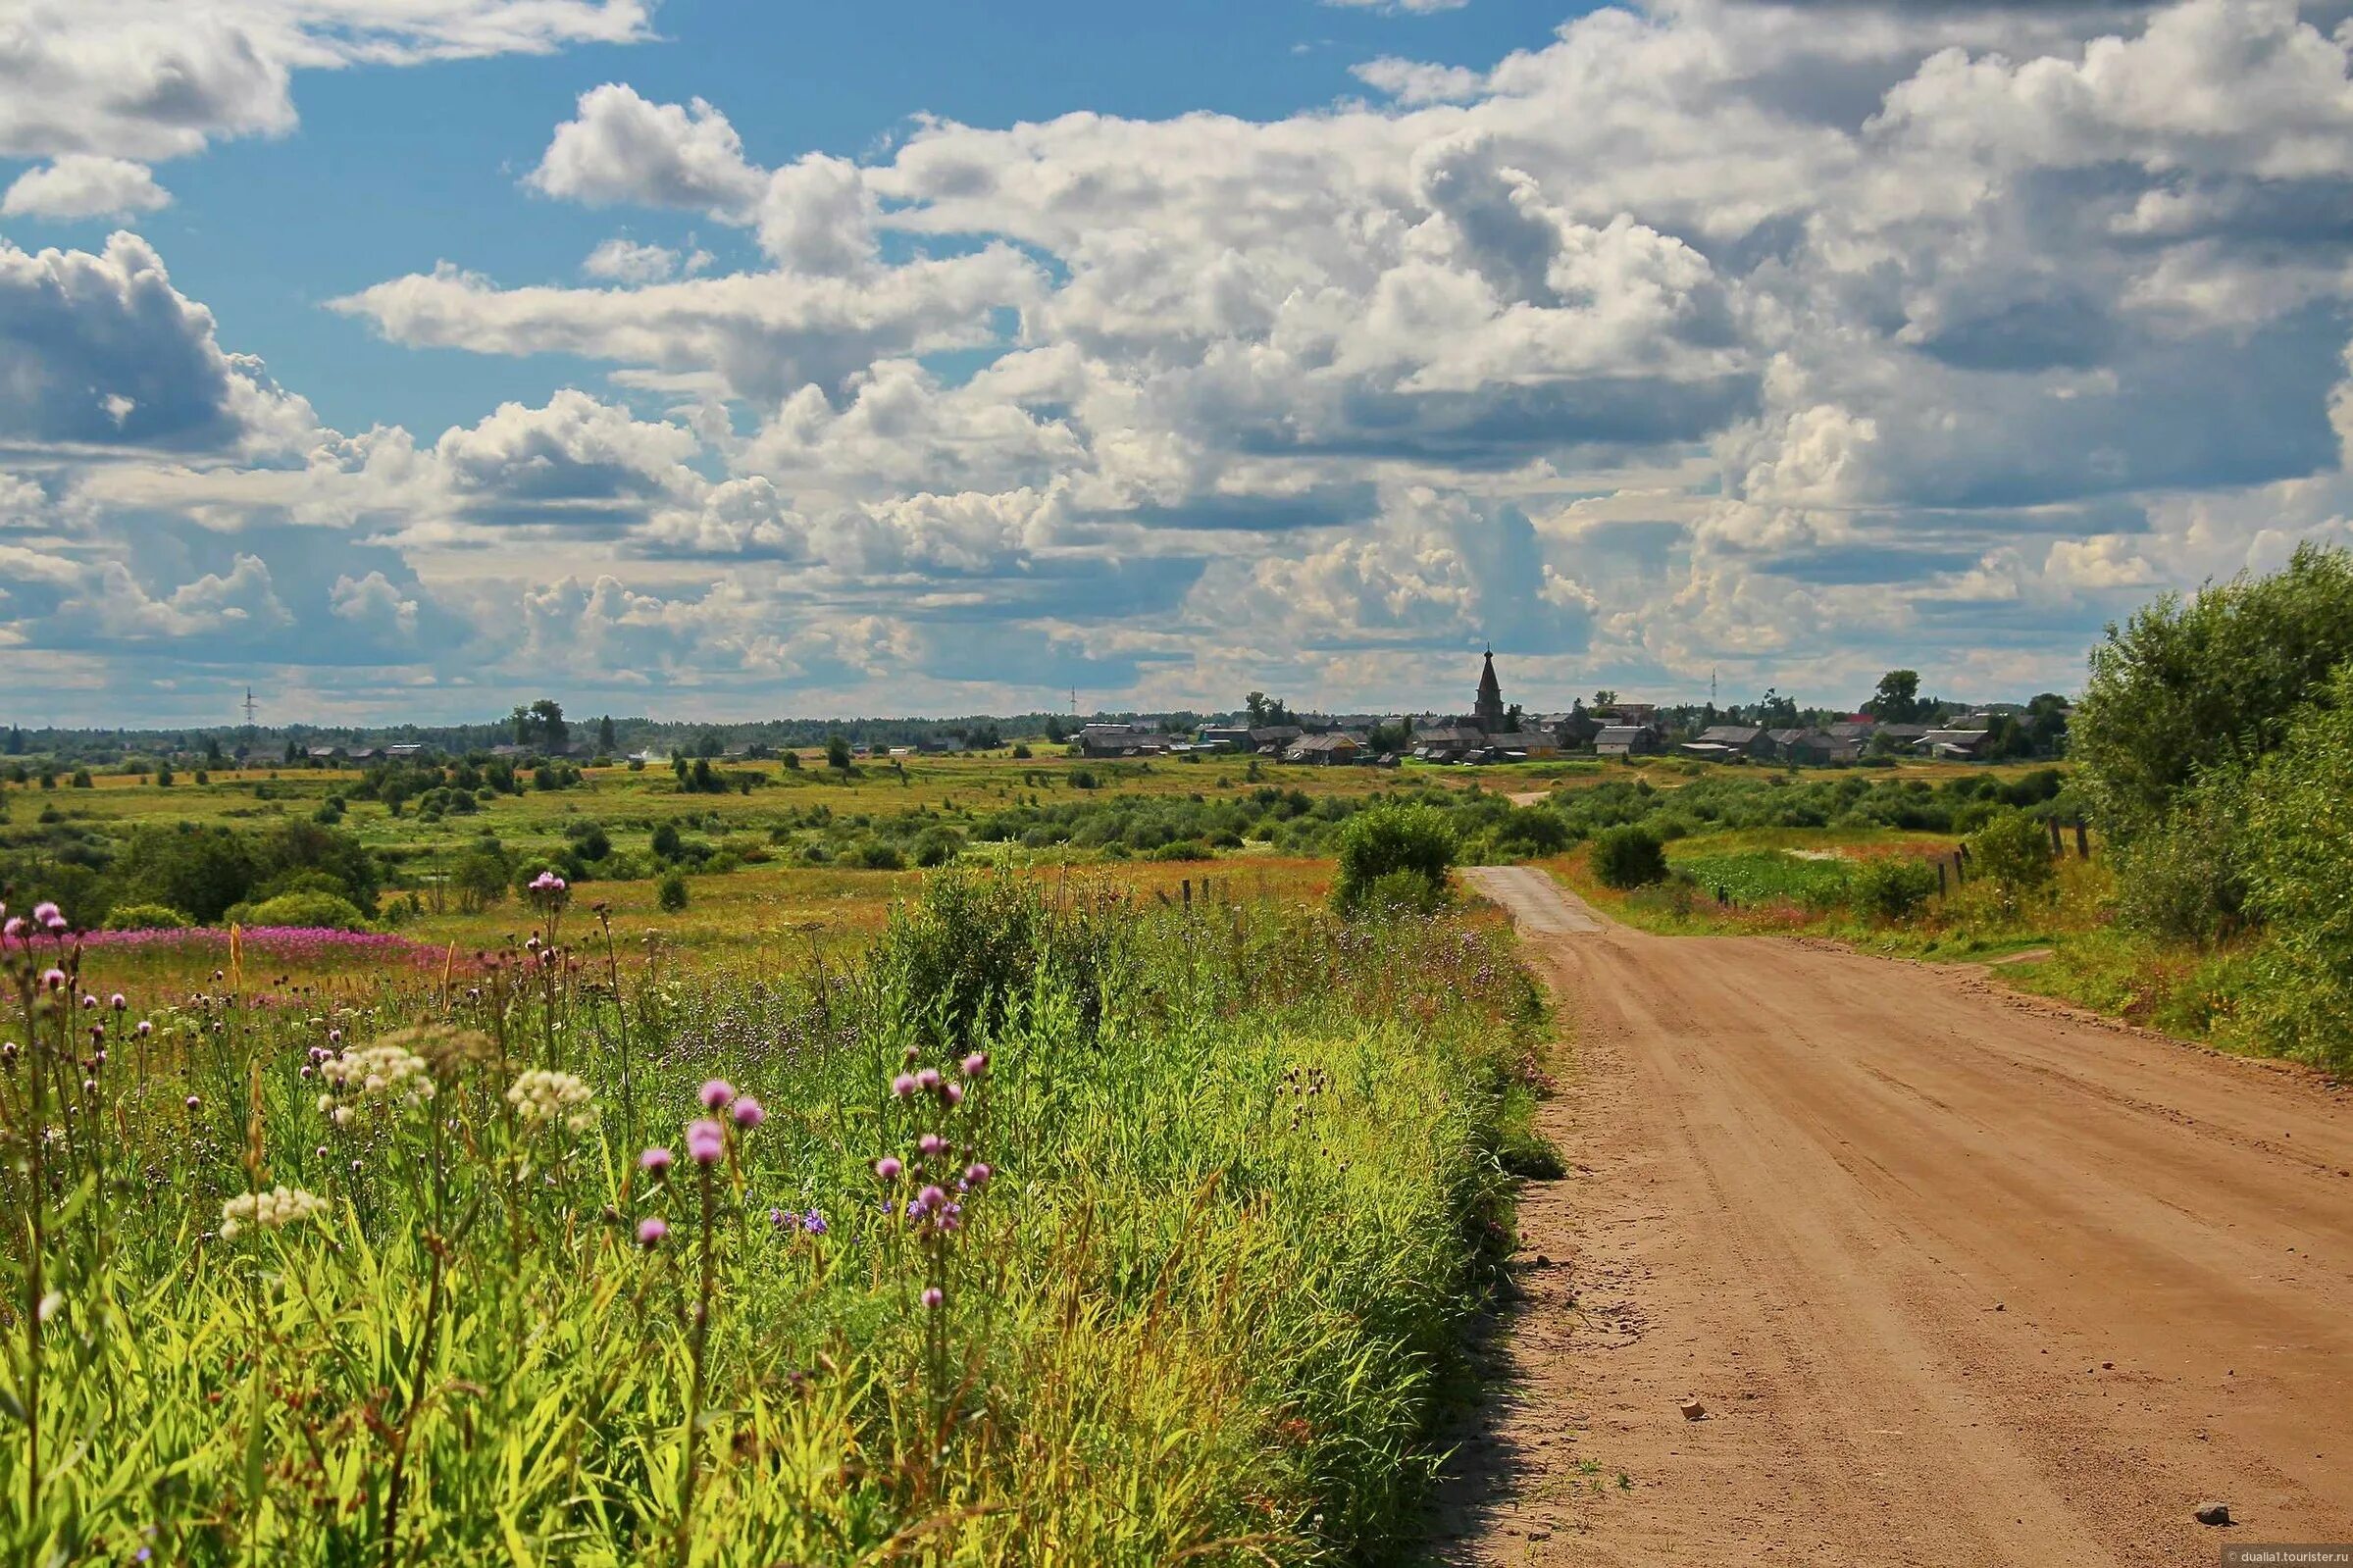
[219,1186,328,1240]
[507,1069,597,1133]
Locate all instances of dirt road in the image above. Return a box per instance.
[1444,865,2353,1566]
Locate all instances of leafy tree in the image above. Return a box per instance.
[1755,688,1799,726]
[451,842,512,914]
[1967,810,2055,899]
[2073,544,2353,936]
[112,826,256,924]
[826,734,852,771]
[1592,689,1619,708]
[2242,663,2353,1069]
[1863,670,1921,724]
[1590,825,1667,889]
[1332,803,1456,914]
[657,870,690,912]
[597,714,617,753]
[1850,857,1939,922]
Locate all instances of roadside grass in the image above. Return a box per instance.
[1542,833,2280,1058]
[0,873,1551,1564]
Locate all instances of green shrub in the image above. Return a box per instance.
[656,870,690,912]
[1850,856,1939,922]
[236,890,369,931]
[101,901,193,932]
[2241,663,2353,1071]
[1967,810,2055,898]
[853,839,905,871]
[1332,803,1456,915]
[911,826,964,868]
[1589,825,1667,889]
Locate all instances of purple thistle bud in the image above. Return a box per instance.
[135,1020,152,1037]
[686,1119,725,1165]
[891,1072,917,1098]
[914,1068,942,1092]
[873,1156,902,1181]
[328,1028,342,1044]
[730,1094,765,1130]
[942,1083,964,1107]
[109,993,126,1011]
[698,1079,735,1109]
[80,994,97,1010]
[917,1184,947,1209]
[184,1095,200,1110]
[961,1051,989,1079]
[639,1146,674,1176]
[637,1217,668,1247]
[918,1133,947,1157]
[40,969,65,991]
[964,1162,994,1187]
[921,1287,944,1309]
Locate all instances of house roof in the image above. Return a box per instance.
[1767,728,1810,744]
[1595,726,1649,744]
[1288,733,1364,752]
[1697,725,1765,744]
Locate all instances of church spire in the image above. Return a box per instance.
[1474,645,1506,733]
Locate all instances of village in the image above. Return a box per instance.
[1074,649,2071,767]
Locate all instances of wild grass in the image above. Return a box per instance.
[0,869,1545,1564]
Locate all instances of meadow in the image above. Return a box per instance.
[0,867,1549,1565]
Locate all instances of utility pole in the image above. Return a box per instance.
[243,685,258,726]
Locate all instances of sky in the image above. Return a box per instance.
[4,0,2353,727]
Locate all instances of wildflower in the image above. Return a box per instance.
[109,993,126,1011]
[40,969,65,991]
[942,1083,964,1108]
[914,1068,942,1092]
[921,1288,944,1309]
[184,1095,200,1111]
[328,1027,342,1044]
[873,1156,902,1181]
[507,1069,597,1133]
[530,871,568,894]
[218,1186,328,1241]
[1,917,19,937]
[961,1050,989,1079]
[916,1184,946,1210]
[801,1208,826,1235]
[637,1217,668,1247]
[316,1040,435,1121]
[698,1078,735,1109]
[31,901,61,928]
[36,1291,63,1323]
[730,1094,765,1130]
[79,994,96,1010]
[964,1162,993,1187]
[918,1133,947,1157]
[891,1072,917,1098]
[686,1119,725,1165]
[639,1146,675,1177]
[136,1020,152,1037]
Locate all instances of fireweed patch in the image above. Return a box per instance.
[0,872,1547,1564]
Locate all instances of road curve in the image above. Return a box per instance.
[1441,865,2353,1566]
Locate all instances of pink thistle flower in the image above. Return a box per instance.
[916,1184,946,1210]
[109,994,126,1011]
[730,1095,765,1130]
[964,1162,994,1187]
[1,918,21,937]
[637,1217,668,1247]
[639,1146,675,1176]
[40,969,65,991]
[942,1083,964,1107]
[961,1051,989,1079]
[698,1079,735,1109]
[31,902,61,927]
[873,1156,902,1181]
[918,1133,947,1157]
[891,1072,917,1098]
[914,1068,942,1092]
[686,1119,725,1165]
[921,1288,944,1309]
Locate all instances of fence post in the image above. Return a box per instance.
[1182,879,1192,908]
[2074,817,2089,859]
[1937,859,1948,897]
[2047,818,2063,857]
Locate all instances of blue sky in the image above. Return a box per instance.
[3,0,2352,725]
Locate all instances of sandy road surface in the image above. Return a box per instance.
[1439,865,2353,1566]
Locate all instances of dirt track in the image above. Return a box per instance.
[1443,866,2353,1566]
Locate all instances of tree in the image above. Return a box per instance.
[1244,691,1294,727]
[1332,804,1457,915]
[597,714,617,753]
[1755,687,1798,726]
[826,733,852,771]
[1590,825,1667,888]
[1864,670,1921,724]
[2073,544,2353,936]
